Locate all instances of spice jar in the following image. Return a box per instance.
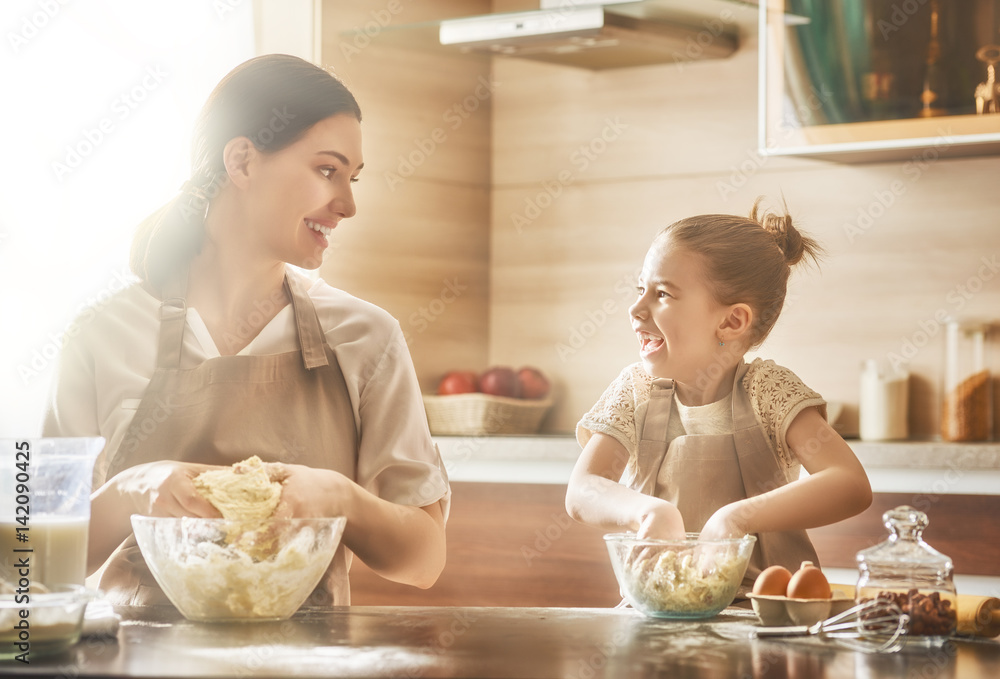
[941,320,993,442]
[855,506,957,644]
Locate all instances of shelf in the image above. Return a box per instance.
[758,0,1000,163]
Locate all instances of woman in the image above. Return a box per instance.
[43,54,449,606]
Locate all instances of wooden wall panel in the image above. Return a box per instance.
[490,162,1000,434]
[489,30,1000,436]
[319,0,493,392]
[320,3,1000,434]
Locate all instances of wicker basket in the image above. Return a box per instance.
[422,393,554,436]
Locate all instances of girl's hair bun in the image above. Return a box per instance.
[749,198,821,267]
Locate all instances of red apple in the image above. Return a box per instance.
[479,366,520,398]
[437,371,479,395]
[517,367,550,400]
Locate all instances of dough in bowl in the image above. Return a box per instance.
[193,455,288,521]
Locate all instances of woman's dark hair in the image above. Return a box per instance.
[130,54,362,289]
[658,197,823,348]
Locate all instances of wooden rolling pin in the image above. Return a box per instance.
[830,584,1000,638]
[955,594,1000,638]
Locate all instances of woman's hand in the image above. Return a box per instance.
[270,463,446,589]
[87,460,220,573]
[115,460,222,518]
[272,464,352,519]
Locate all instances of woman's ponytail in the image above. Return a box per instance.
[129,168,221,291]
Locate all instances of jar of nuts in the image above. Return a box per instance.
[855,506,957,645]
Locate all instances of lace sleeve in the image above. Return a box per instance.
[744,359,827,469]
[576,363,651,457]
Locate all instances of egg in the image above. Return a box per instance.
[752,565,792,596]
[785,561,832,600]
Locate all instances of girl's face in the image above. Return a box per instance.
[242,114,363,268]
[628,237,730,384]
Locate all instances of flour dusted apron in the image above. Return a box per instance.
[624,362,818,592]
[99,271,359,607]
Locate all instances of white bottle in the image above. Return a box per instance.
[859,359,909,441]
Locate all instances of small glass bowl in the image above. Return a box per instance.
[605,532,756,619]
[0,584,97,660]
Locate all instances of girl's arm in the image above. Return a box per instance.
[565,432,686,540]
[276,466,446,589]
[700,407,872,540]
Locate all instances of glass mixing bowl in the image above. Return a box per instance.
[605,532,756,619]
[132,515,346,622]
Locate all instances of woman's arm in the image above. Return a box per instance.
[87,461,222,573]
[700,407,873,540]
[565,432,686,539]
[276,467,446,589]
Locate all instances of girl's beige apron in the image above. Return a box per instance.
[623,362,819,592]
[100,272,358,606]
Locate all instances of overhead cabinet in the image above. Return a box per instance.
[759,0,1000,162]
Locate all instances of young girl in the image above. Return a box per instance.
[43,55,449,606]
[565,201,872,589]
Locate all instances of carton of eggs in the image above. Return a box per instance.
[748,561,853,626]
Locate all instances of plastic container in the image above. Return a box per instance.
[859,359,909,441]
[940,321,993,442]
[855,506,957,645]
[0,438,104,590]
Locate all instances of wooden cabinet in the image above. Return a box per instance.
[350,481,620,607]
[351,483,1000,606]
[759,0,1000,162]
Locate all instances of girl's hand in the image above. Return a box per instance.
[635,499,686,540]
[273,464,355,519]
[115,461,222,518]
[699,502,749,542]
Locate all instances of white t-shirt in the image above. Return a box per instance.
[43,267,450,518]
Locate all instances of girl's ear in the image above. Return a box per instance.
[222,136,256,190]
[718,303,753,345]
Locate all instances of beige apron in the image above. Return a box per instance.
[624,362,819,592]
[99,271,359,607]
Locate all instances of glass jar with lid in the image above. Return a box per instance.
[855,505,957,644]
[940,320,993,442]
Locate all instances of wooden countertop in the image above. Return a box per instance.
[11,605,1000,678]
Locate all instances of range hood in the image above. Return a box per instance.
[435,0,745,70]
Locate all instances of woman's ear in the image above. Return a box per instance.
[222,137,255,190]
[718,303,753,345]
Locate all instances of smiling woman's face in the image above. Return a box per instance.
[241,113,364,269]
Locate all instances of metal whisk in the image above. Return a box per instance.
[754,598,910,654]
